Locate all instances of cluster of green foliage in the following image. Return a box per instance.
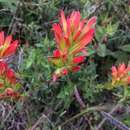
[0,0,130,130]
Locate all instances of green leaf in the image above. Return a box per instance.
[110,51,128,63]
[0,0,16,2]
[119,44,130,52]
[87,46,95,56]
[57,85,74,108]
[97,44,106,57]
[106,22,118,36]
[26,49,36,69]
[0,0,17,11]
[124,116,130,127]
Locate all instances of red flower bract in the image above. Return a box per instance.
[73,56,85,64]
[72,66,81,72]
[53,49,61,57]
[62,68,68,75]
[0,31,18,58]
[0,61,20,99]
[111,63,130,86]
[49,10,96,80]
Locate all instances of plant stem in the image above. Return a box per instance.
[67,76,85,108]
[96,87,127,130]
[59,105,106,128]
[28,113,54,130]
[96,102,122,130]
[74,86,85,108]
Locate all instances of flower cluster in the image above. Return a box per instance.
[49,10,96,81]
[0,31,20,100]
[111,63,130,86]
[0,61,20,99]
[0,31,18,59]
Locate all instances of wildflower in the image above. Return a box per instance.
[49,10,96,80]
[73,56,85,64]
[111,63,130,86]
[0,61,20,99]
[0,31,18,59]
[72,66,81,72]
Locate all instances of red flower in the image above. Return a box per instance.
[0,31,18,58]
[5,88,15,96]
[0,83,3,88]
[0,61,17,85]
[73,56,85,64]
[0,88,20,99]
[52,68,68,81]
[5,88,20,98]
[62,68,68,75]
[49,10,96,80]
[0,61,7,75]
[52,11,96,54]
[111,63,130,86]
[0,61,20,99]
[72,66,81,72]
[53,49,61,57]
[6,69,17,84]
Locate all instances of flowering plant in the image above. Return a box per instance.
[0,31,21,100]
[49,10,96,80]
[0,31,18,59]
[111,63,130,87]
[0,61,21,99]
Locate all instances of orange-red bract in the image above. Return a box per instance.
[49,10,96,81]
[111,63,130,86]
[0,61,20,99]
[0,31,18,59]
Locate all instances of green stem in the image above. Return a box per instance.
[96,86,128,130]
[119,86,128,103]
[67,75,86,108]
